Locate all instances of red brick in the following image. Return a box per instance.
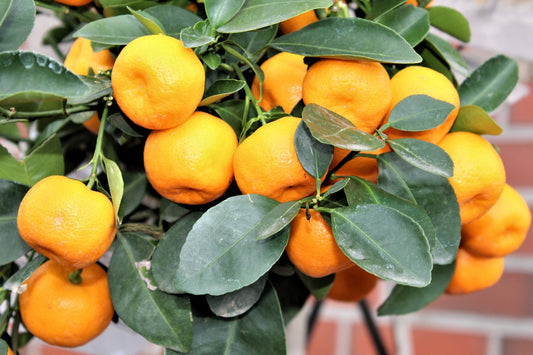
[510,82,533,124]
[502,336,533,355]
[428,271,533,317]
[41,345,93,355]
[351,322,396,355]
[307,320,337,355]
[497,142,533,186]
[411,328,487,355]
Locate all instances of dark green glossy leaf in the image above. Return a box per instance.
[67,75,112,106]
[378,262,455,315]
[0,0,35,51]
[120,171,148,217]
[181,20,216,48]
[169,283,285,355]
[427,6,471,42]
[130,7,165,34]
[302,104,386,152]
[418,42,456,84]
[151,212,203,293]
[0,51,89,109]
[271,17,421,63]
[108,231,193,352]
[322,178,350,198]
[199,79,246,106]
[424,33,469,78]
[209,99,245,135]
[0,134,64,187]
[297,272,334,300]
[0,180,30,265]
[2,254,46,291]
[256,200,300,241]
[330,204,432,287]
[205,0,245,28]
[173,195,290,295]
[107,112,143,137]
[295,120,333,179]
[217,0,330,33]
[377,152,460,264]
[376,4,430,46]
[73,15,151,45]
[206,274,267,317]
[344,177,436,253]
[450,105,503,135]
[387,138,453,178]
[0,340,7,355]
[269,271,310,324]
[387,95,455,132]
[363,0,405,19]
[458,55,519,112]
[144,5,203,38]
[228,25,278,63]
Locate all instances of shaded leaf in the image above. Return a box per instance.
[427,6,471,42]
[209,99,245,135]
[199,79,246,106]
[269,271,310,324]
[271,17,421,63]
[205,0,245,28]
[256,200,300,241]
[424,33,469,78]
[294,120,333,179]
[0,0,35,51]
[450,105,503,135]
[228,25,278,63]
[376,4,430,47]
[120,171,148,217]
[0,180,30,265]
[297,272,334,300]
[2,254,46,291]
[144,5,203,38]
[387,95,455,132]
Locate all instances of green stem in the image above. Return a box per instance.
[35,1,97,23]
[86,98,110,190]
[68,269,83,285]
[231,62,265,124]
[0,104,91,119]
[325,150,360,183]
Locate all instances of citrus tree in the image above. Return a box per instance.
[0,0,527,354]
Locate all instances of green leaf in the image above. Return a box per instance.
[386,95,455,132]
[302,104,386,152]
[269,271,310,324]
[209,99,245,135]
[205,0,245,28]
[0,180,30,265]
[378,262,455,315]
[120,171,148,217]
[375,4,430,47]
[102,156,124,222]
[228,25,278,63]
[130,7,165,34]
[270,17,421,63]
[294,120,333,179]
[206,274,267,317]
[0,134,64,186]
[377,152,460,264]
[108,231,193,352]
[217,0,330,33]
[255,200,300,241]
[424,33,469,78]
[169,283,285,355]
[330,204,432,287]
[180,20,216,48]
[322,178,350,198]
[0,51,89,109]
[344,177,437,253]
[173,195,290,296]
[297,272,334,300]
[458,55,519,112]
[2,254,46,291]
[151,212,203,293]
[450,105,503,135]
[67,75,113,106]
[0,0,35,51]
[0,340,8,355]
[418,42,456,84]
[144,5,203,38]
[363,0,405,20]
[199,79,246,106]
[73,15,151,45]
[427,6,471,42]
[387,138,453,178]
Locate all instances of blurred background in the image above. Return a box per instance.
[17,0,533,354]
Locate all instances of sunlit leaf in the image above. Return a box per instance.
[450,105,503,135]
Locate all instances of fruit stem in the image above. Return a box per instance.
[86,96,111,190]
[68,269,83,285]
[325,150,360,182]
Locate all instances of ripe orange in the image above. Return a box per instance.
[7,346,14,355]
[438,131,506,225]
[54,0,92,5]
[329,143,391,183]
[302,58,392,135]
[382,66,460,144]
[279,10,318,34]
[251,52,307,113]
[461,184,531,257]
[233,116,319,203]
[286,209,352,278]
[143,111,238,205]
[19,260,114,347]
[327,264,379,302]
[16,175,117,269]
[64,37,115,134]
[405,0,434,7]
[111,34,205,130]
[445,247,504,294]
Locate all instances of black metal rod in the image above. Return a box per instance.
[306,299,324,341]
[358,299,389,355]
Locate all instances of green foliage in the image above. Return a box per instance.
[0,0,521,353]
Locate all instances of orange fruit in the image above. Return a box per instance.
[327,264,379,302]
[279,10,319,34]
[64,37,115,134]
[286,209,353,278]
[302,58,392,135]
[382,66,460,144]
[233,116,319,203]
[445,247,504,294]
[251,52,307,113]
[405,0,434,7]
[438,132,506,225]
[461,184,531,257]
[16,175,117,269]
[329,143,391,183]
[54,0,92,5]
[7,346,14,355]
[19,260,114,347]
[111,34,205,130]
[143,111,238,205]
